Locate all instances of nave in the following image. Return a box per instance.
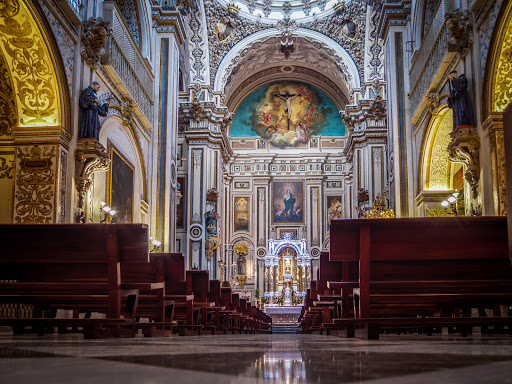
[2,333,512,384]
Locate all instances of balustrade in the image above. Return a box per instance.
[101,1,154,127]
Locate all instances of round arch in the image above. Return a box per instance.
[0,0,71,134]
[213,28,361,93]
[97,115,148,222]
[418,106,458,192]
[482,0,512,118]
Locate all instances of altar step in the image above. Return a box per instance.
[272,323,299,334]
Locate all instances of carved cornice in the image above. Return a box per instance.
[151,6,187,45]
[370,0,412,40]
[179,101,233,162]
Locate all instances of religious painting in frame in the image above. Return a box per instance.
[278,229,297,240]
[176,177,186,228]
[326,195,343,231]
[272,181,304,224]
[107,142,134,223]
[234,196,250,232]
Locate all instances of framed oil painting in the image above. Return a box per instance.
[234,196,250,232]
[272,181,304,224]
[176,177,186,228]
[108,143,134,223]
[278,229,297,240]
[326,195,343,231]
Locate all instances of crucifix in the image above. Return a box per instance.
[277,90,300,131]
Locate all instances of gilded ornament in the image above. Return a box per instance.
[74,139,110,220]
[493,13,512,112]
[14,145,56,223]
[447,126,480,199]
[0,8,58,126]
[0,156,13,178]
[0,0,20,18]
[0,52,16,135]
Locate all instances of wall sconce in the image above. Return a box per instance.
[150,237,161,253]
[441,192,459,216]
[100,202,116,223]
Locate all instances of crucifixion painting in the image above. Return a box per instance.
[277,90,300,131]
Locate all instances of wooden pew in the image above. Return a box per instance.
[329,216,512,339]
[0,224,152,338]
[151,253,201,335]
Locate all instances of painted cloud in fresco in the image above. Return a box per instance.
[230,82,345,148]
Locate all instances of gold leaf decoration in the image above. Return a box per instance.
[0,1,59,126]
[0,0,20,18]
[493,13,512,112]
[0,156,13,178]
[14,144,56,223]
[0,51,16,135]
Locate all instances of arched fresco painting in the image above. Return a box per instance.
[230,82,345,148]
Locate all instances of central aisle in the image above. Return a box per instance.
[2,333,512,383]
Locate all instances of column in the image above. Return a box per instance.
[151,9,185,251]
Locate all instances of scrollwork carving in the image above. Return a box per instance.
[447,126,480,199]
[0,156,13,179]
[0,52,16,135]
[14,145,56,223]
[75,139,110,220]
[445,9,473,56]
[493,13,512,112]
[81,17,112,70]
[0,8,58,126]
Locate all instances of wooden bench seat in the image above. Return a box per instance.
[325,217,512,339]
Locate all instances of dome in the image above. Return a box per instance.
[216,0,349,23]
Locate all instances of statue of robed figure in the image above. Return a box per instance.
[447,71,475,131]
[79,81,110,140]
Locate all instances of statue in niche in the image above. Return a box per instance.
[447,71,475,131]
[79,82,110,140]
[237,254,246,275]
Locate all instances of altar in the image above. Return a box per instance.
[263,234,312,305]
[265,305,303,323]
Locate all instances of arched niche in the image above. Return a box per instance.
[92,116,147,224]
[417,106,465,216]
[481,0,512,215]
[420,107,454,191]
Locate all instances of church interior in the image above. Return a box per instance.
[2,0,512,382]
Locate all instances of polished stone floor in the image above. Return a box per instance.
[1,331,512,383]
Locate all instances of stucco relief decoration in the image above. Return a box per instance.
[428,113,452,190]
[445,9,473,56]
[0,52,16,135]
[74,139,110,220]
[447,127,480,199]
[492,13,512,112]
[0,0,19,17]
[0,1,59,126]
[14,145,56,223]
[80,17,112,70]
[370,96,385,118]
[0,156,13,178]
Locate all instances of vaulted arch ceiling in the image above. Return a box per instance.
[218,33,357,112]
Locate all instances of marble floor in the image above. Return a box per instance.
[1,331,512,384]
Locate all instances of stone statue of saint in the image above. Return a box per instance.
[447,71,475,131]
[79,81,110,140]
